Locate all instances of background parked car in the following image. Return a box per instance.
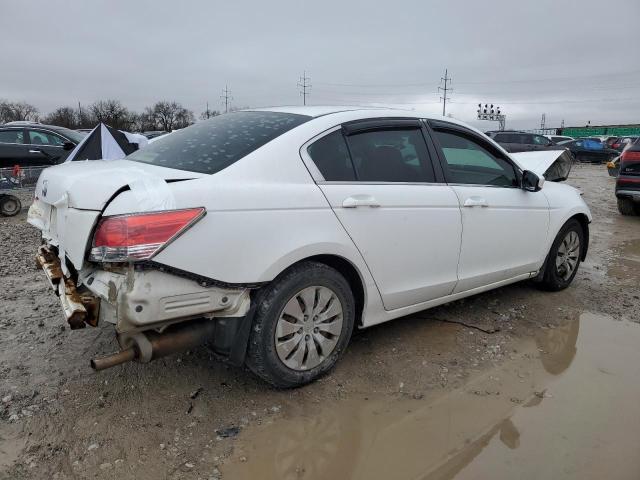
[611,136,639,151]
[0,122,86,168]
[545,135,574,144]
[558,138,619,163]
[143,130,169,139]
[615,138,640,215]
[486,131,567,153]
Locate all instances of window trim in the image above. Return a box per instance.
[426,120,522,189]
[300,119,443,185]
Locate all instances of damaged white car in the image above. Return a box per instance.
[28,107,591,387]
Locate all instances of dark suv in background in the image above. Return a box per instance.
[0,122,86,168]
[486,130,567,153]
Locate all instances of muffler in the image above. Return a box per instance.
[90,319,217,371]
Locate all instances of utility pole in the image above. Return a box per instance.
[298,71,311,106]
[220,85,232,113]
[540,113,546,130]
[438,69,453,116]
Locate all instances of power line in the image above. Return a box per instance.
[220,85,233,113]
[312,68,640,89]
[298,71,311,106]
[438,69,452,116]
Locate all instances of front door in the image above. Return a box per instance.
[303,121,462,311]
[429,124,550,293]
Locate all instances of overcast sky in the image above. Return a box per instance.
[2,0,639,129]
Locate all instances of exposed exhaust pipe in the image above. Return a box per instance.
[91,319,217,371]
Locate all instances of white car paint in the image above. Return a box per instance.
[28,106,592,335]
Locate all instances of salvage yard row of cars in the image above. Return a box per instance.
[26,107,592,387]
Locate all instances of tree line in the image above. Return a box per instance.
[0,99,222,132]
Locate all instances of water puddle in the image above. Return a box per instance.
[223,313,640,479]
[607,239,640,283]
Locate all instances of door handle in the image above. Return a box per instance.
[342,195,380,208]
[463,196,488,208]
[29,149,43,154]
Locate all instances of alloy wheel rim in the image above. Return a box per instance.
[555,231,580,280]
[274,286,344,371]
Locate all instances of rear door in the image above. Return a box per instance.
[0,128,29,168]
[26,129,67,165]
[302,119,462,310]
[428,121,550,293]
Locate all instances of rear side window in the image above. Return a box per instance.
[307,130,356,181]
[346,129,435,182]
[28,130,65,146]
[0,130,23,144]
[127,111,310,174]
[433,130,518,187]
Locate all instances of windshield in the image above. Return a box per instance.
[127,111,310,174]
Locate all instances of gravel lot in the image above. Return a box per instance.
[1,164,639,479]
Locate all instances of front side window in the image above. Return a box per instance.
[0,129,24,144]
[307,130,355,181]
[345,129,435,182]
[433,130,518,187]
[128,111,310,174]
[533,135,550,145]
[28,130,65,146]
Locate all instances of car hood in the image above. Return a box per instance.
[511,150,572,182]
[32,160,205,211]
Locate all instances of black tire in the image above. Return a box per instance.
[245,261,355,388]
[0,195,21,217]
[617,198,638,216]
[538,219,584,291]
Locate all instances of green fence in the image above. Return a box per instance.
[562,126,640,138]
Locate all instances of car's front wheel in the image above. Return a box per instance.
[538,219,584,291]
[246,261,355,388]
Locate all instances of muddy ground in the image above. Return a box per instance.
[0,164,639,479]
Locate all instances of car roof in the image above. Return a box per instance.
[1,122,68,132]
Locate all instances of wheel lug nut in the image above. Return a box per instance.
[313,327,319,333]
[298,328,303,334]
[305,334,310,340]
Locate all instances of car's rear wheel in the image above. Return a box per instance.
[538,219,584,291]
[246,261,355,388]
[617,198,639,216]
[0,195,21,217]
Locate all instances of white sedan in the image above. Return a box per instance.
[28,106,590,387]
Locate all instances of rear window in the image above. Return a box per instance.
[127,111,310,174]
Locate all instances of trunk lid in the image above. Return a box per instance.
[32,159,204,210]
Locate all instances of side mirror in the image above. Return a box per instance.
[62,141,75,151]
[522,170,544,192]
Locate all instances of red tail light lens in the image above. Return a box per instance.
[90,208,205,262]
[621,151,640,162]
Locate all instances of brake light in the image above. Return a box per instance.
[621,151,640,162]
[89,208,205,262]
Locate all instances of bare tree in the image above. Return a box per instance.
[90,99,130,130]
[200,107,220,120]
[152,101,195,131]
[0,100,39,123]
[43,106,78,129]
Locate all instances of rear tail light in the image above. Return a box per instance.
[621,151,640,162]
[89,208,205,262]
